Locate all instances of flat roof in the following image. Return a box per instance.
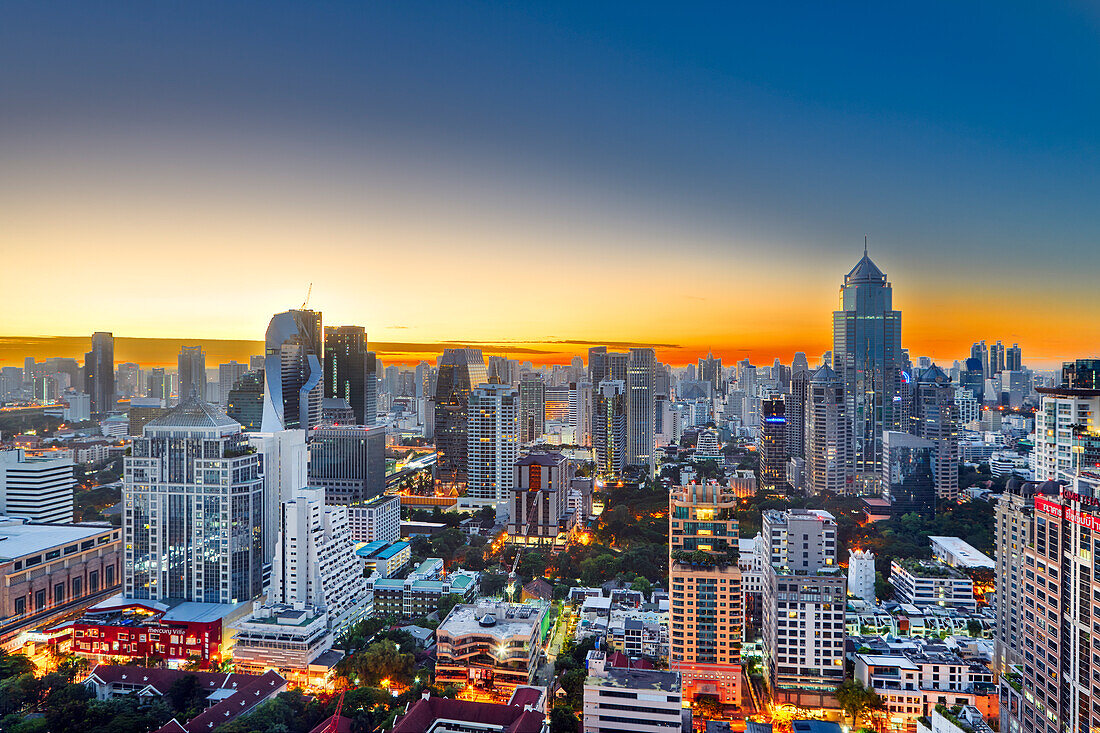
[0,522,114,561]
[587,666,680,693]
[438,602,546,638]
[928,536,995,568]
[162,601,248,623]
[376,542,410,560]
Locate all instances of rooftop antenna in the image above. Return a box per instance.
[864,235,868,256]
[301,282,313,310]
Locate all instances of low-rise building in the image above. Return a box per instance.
[347,494,401,544]
[435,601,550,701]
[355,540,411,578]
[890,559,977,612]
[917,705,995,733]
[368,559,478,619]
[582,650,683,733]
[391,688,548,733]
[927,537,994,570]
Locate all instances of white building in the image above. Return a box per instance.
[347,493,401,544]
[62,392,91,422]
[248,430,308,567]
[889,559,976,611]
[465,384,518,504]
[1032,377,1099,483]
[0,448,75,524]
[582,650,682,733]
[928,536,994,570]
[848,548,876,602]
[695,428,720,460]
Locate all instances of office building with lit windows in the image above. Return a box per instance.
[805,365,854,495]
[307,424,386,505]
[324,325,374,425]
[466,383,518,504]
[433,348,488,492]
[757,396,787,491]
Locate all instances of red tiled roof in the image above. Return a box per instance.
[391,696,545,733]
[606,651,631,668]
[153,670,286,733]
[508,686,543,709]
[308,714,354,733]
[85,665,257,696]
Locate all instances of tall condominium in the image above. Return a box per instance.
[626,348,657,472]
[805,365,854,494]
[669,481,743,705]
[508,452,572,550]
[593,380,627,479]
[261,309,324,432]
[177,346,207,401]
[881,431,937,516]
[125,392,264,603]
[0,449,75,523]
[226,370,264,430]
[433,348,488,492]
[785,368,810,460]
[217,361,247,406]
[307,424,386,505]
[465,383,518,503]
[761,509,845,707]
[832,250,903,490]
[992,479,1039,676]
[324,325,374,425]
[910,365,960,500]
[1033,359,1100,483]
[84,331,114,418]
[518,375,546,443]
[756,396,787,491]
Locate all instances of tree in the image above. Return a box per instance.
[436,593,466,621]
[549,704,579,733]
[630,576,653,597]
[835,679,883,729]
[0,651,35,680]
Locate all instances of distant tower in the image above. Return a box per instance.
[806,365,854,495]
[466,383,518,503]
[832,248,903,490]
[177,346,207,401]
[324,325,371,424]
[84,331,115,418]
[911,365,959,501]
[848,549,876,603]
[433,348,488,492]
[262,309,324,432]
[217,361,247,406]
[518,375,546,443]
[593,381,627,478]
[626,348,657,472]
[756,397,787,491]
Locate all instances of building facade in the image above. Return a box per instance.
[806,365,854,495]
[323,325,373,425]
[0,448,75,523]
[262,309,324,432]
[307,424,386,505]
[433,348,488,493]
[466,383,519,504]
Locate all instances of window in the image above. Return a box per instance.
[54,583,65,605]
[14,597,25,616]
[35,590,46,611]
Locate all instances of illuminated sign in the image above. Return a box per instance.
[1036,494,1100,531]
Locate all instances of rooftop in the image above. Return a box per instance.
[0,521,114,561]
[587,666,681,693]
[438,602,546,638]
[928,536,995,568]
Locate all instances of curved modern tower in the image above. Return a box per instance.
[832,249,903,491]
[262,309,323,432]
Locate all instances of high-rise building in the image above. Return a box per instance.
[757,397,787,491]
[583,651,683,733]
[84,331,115,418]
[785,369,810,459]
[761,509,845,707]
[1005,343,1022,372]
[571,381,593,447]
[881,431,937,517]
[911,365,959,501]
[433,348,488,492]
[465,383,518,504]
[262,309,323,432]
[990,341,1006,375]
[324,325,372,425]
[217,361,247,407]
[147,367,170,402]
[0,449,75,523]
[177,346,207,401]
[805,365,854,495]
[698,351,724,395]
[518,376,546,443]
[307,424,386,505]
[832,250,903,490]
[226,370,265,431]
[669,481,742,705]
[626,348,656,472]
[960,357,985,403]
[116,362,141,398]
[507,452,572,549]
[1032,359,1100,483]
[992,480,1040,676]
[247,429,308,568]
[593,381,627,479]
[125,391,264,603]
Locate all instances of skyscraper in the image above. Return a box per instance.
[1006,343,1022,371]
[756,396,787,491]
[217,361,247,406]
[262,309,324,432]
[147,367,169,402]
[832,249,903,490]
[911,365,959,501]
[465,383,518,504]
[518,375,546,443]
[116,362,141,398]
[433,348,488,492]
[308,424,386,505]
[881,431,936,517]
[0,449,75,523]
[125,391,264,603]
[785,369,809,459]
[84,331,114,418]
[226,370,264,430]
[669,481,742,705]
[593,380,627,479]
[626,347,656,472]
[324,325,372,425]
[177,345,207,401]
[805,365,854,495]
[698,351,724,395]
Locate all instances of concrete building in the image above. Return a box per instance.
[911,366,960,501]
[0,448,75,523]
[217,361,247,407]
[992,482,1037,675]
[0,519,121,644]
[848,548,876,603]
[307,424,386,505]
[507,452,573,550]
[466,383,519,504]
[928,536,994,570]
[435,601,550,701]
[1032,360,1100,483]
[582,650,683,733]
[626,348,657,473]
[247,429,308,568]
[368,559,478,619]
[347,494,401,544]
[761,509,846,708]
[125,392,264,604]
[889,559,976,612]
[593,381,627,479]
[805,365,854,495]
[669,481,742,705]
[177,346,207,402]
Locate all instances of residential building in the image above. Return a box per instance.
[391,689,548,733]
[582,650,682,733]
[848,549,876,603]
[355,540,411,578]
[992,483,1036,674]
[757,397,787,491]
[593,380,627,479]
[466,383,518,504]
[0,519,121,643]
[324,325,373,425]
[805,365,854,495]
[307,424,386,505]
[911,366,960,501]
[518,376,546,443]
[125,392,264,604]
[247,429,308,568]
[433,348,488,492]
[435,601,549,701]
[367,559,478,619]
[889,559,976,612]
[626,348,657,472]
[762,509,846,708]
[84,331,115,419]
[347,494,401,544]
[882,431,937,517]
[0,448,75,523]
[1032,359,1100,483]
[177,346,207,401]
[669,481,742,705]
[262,308,324,432]
[832,250,904,490]
[507,452,573,550]
[786,368,810,460]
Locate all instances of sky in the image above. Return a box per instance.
[2,2,1100,368]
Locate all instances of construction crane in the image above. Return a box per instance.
[318,689,345,733]
[506,488,544,601]
[301,282,313,310]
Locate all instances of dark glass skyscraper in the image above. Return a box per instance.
[324,325,372,425]
[84,331,114,419]
[226,369,265,431]
[262,309,323,431]
[177,345,206,401]
[882,431,937,517]
[432,348,488,492]
[832,250,903,490]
